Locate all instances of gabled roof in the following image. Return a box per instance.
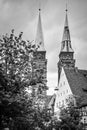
[64,67,87,107]
[79,69,87,78]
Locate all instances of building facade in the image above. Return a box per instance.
[54,9,87,125]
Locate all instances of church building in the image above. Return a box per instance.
[32,8,48,108]
[53,9,87,124]
[32,7,87,125]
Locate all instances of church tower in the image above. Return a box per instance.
[58,9,75,82]
[33,9,47,96]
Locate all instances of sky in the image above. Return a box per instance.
[0,0,87,95]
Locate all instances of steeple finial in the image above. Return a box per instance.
[35,8,45,51]
[66,3,68,12]
[64,4,68,27]
[39,0,41,12]
[39,8,41,11]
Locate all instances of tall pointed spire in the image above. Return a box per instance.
[58,6,75,83]
[61,7,73,52]
[35,8,45,51]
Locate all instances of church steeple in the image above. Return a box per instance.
[58,8,75,83]
[35,8,45,51]
[33,8,47,96]
[61,8,73,52]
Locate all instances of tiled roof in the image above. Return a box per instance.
[79,69,87,80]
[79,69,87,75]
[64,67,87,107]
[79,95,87,107]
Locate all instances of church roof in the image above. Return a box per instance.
[35,9,45,51]
[64,67,87,107]
[79,69,87,77]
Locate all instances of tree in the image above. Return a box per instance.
[0,29,37,129]
[0,30,36,90]
[59,99,82,130]
[0,30,51,130]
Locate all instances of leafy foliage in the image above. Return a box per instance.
[0,30,50,130]
[0,30,36,91]
[59,100,82,130]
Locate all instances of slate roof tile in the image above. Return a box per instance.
[64,67,87,107]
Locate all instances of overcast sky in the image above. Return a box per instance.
[0,0,87,95]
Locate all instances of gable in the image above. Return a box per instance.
[58,67,73,95]
[64,68,87,107]
[54,67,73,112]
